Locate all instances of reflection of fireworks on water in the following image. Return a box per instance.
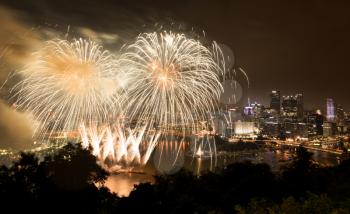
[153,138,186,174]
[193,136,216,158]
[12,39,121,138]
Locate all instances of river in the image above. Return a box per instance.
[106,142,342,196]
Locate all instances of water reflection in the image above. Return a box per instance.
[105,172,154,197]
[153,140,185,175]
[105,140,342,196]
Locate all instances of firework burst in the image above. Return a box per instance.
[119,32,223,135]
[11,32,226,170]
[79,121,161,170]
[12,38,122,138]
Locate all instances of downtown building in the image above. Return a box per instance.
[270,90,281,113]
[215,92,349,140]
[252,90,282,138]
[325,99,349,136]
[280,94,307,138]
[306,112,324,137]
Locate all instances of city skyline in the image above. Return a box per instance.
[227,89,348,115]
[1,0,349,109]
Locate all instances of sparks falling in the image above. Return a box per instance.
[119,32,224,135]
[12,39,122,138]
[12,32,226,170]
[79,122,161,171]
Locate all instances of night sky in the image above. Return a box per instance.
[1,0,350,110]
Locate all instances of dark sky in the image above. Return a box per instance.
[1,0,350,110]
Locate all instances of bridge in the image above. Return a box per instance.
[229,138,343,155]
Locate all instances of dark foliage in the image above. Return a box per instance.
[118,146,350,213]
[0,145,349,213]
[0,143,118,213]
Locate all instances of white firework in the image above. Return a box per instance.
[12,38,122,138]
[11,32,226,171]
[118,31,224,135]
[79,122,161,170]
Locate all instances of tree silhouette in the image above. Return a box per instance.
[1,142,350,213]
[43,143,108,190]
[281,146,318,197]
[0,143,118,213]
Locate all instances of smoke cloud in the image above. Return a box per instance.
[0,101,36,150]
[0,6,40,150]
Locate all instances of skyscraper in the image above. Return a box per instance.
[327,98,335,122]
[295,94,304,118]
[281,95,297,118]
[323,121,336,137]
[270,90,281,112]
[281,94,303,120]
[307,112,324,137]
[336,105,345,122]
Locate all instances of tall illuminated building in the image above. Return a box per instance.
[336,105,346,134]
[281,95,296,118]
[281,94,304,138]
[296,94,304,118]
[307,112,324,137]
[326,98,335,122]
[323,121,336,137]
[244,98,254,116]
[270,90,281,112]
[281,94,303,119]
[336,105,345,122]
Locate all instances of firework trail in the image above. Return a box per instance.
[12,38,122,138]
[79,122,161,171]
[118,31,224,135]
[12,32,226,170]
